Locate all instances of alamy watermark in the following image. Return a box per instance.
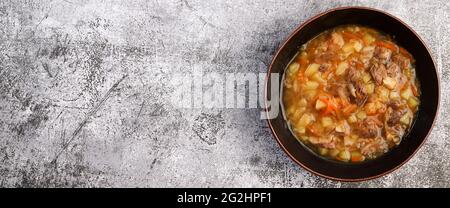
[170,70,280,119]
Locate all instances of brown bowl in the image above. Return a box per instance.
[265,6,440,181]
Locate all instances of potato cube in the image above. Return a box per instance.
[383,77,397,90]
[401,87,413,100]
[288,62,300,74]
[321,117,333,128]
[408,97,420,109]
[305,63,320,77]
[336,62,348,76]
[316,99,327,110]
[304,81,319,90]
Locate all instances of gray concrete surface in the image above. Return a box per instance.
[0,0,449,187]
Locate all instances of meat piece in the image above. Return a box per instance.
[358,118,380,138]
[354,83,368,105]
[392,54,411,69]
[385,102,406,126]
[337,86,349,102]
[386,108,403,126]
[387,100,402,110]
[369,60,387,85]
[347,64,363,81]
[328,82,350,102]
[384,103,407,145]
[347,83,356,97]
[386,62,400,78]
[374,46,392,64]
[347,67,368,105]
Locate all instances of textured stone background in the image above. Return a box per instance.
[0,0,449,187]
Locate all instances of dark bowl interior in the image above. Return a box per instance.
[266,7,439,181]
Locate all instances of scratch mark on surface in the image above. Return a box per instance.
[51,103,89,110]
[150,158,157,169]
[181,0,194,11]
[51,74,128,164]
[198,16,217,29]
[41,62,53,77]
[34,13,49,30]
[180,0,217,29]
[55,110,64,120]
[134,100,145,124]
[60,0,75,5]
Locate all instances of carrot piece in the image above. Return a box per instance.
[297,74,304,81]
[321,105,333,116]
[342,31,362,40]
[355,61,364,70]
[331,98,339,109]
[400,81,410,91]
[340,98,350,108]
[375,41,399,52]
[320,98,338,116]
[298,57,309,66]
[356,31,365,37]
[342,104,357,116]
[351,154,364,162]
[318,97,329,104]
[365,106,378,116]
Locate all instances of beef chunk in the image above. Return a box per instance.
[392,54,411,69]
[369,60,387,85]
[387,100,402,110]
[385,102,406,126]
[374,46,392,64]
[358,118,380,138]
[337,85,350,102]
[369,59,400,86]
[384,104,407,145]
[347,65,362,81]
[386,108,402,126]
[386,62,400,78]
[347,67,368,105]
[328,82,350,102]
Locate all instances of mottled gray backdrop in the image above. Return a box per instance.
[0,0,449,187]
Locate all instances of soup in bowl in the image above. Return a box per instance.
[282,25,420,163]
[266,7,439,181]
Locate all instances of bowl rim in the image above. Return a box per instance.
[265,6,440,182]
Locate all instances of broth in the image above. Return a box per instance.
[282,25,420,163]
